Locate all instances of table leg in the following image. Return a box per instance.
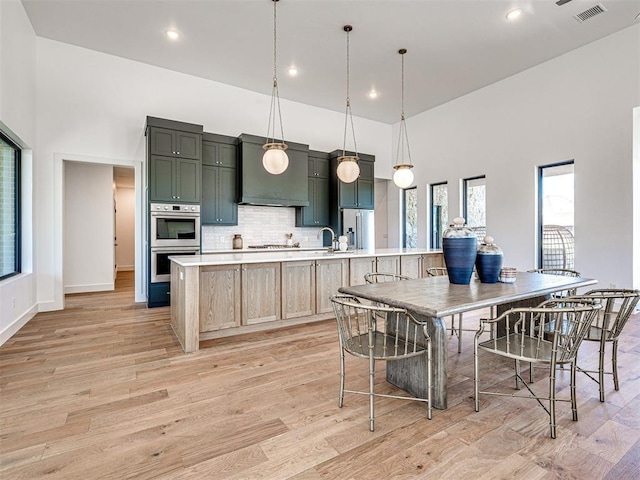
[386,315,448,409]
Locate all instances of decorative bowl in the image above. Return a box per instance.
[498,267,517,283]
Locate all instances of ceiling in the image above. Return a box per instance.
[21,0,640,124]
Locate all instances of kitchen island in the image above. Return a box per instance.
[169,248,443,352]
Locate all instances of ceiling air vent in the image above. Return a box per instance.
[574,3,608,23]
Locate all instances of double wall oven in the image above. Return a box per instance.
[150,203,200,283]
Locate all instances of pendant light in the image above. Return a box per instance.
[262,0,289,175]
[336,25,360,184]
[393,48,415,189]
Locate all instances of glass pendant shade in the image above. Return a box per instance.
[263,0,288,175]
[392,48,415,189]
[337,156,360,183]
[262,143,289,175]
[393,164,414,188]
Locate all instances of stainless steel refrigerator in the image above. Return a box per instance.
[341,209,375,250]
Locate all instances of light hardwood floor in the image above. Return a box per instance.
[1,271,639,479]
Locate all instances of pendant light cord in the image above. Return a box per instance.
[342,27,358,158]
[396,49,412,167]
[266,0,285,145]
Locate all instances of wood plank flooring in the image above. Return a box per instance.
[1,271,639,479]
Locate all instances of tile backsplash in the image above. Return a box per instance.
[201,205,325,251]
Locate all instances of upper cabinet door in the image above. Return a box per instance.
[176,132,201,160]
[176,159,201,203]
[149,155,175,202]
[149,127,176,157]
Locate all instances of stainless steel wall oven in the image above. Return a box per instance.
[150,203,200,248]
[150,246,199,283]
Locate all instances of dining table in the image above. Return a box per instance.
[338,271,597,409]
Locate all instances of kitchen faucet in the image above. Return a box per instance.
[317,227,336,251]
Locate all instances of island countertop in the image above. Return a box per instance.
[170,248,442,267]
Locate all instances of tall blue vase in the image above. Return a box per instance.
[443,237,477,284]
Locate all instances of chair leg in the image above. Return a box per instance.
[550,362,557,439]
[426,343,433,420]
[570,360,578,422]
[599,337,606,402]
[369,355,375,432]
[474,339,480,412]
[612,339,620,392]
[515,359,521,390]
[339,348,345,408]
[457,314,463,353]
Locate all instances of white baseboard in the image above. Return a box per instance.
[0,304,38,347]
[117,265,135,272]
[64,283,114,294]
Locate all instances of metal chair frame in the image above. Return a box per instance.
[474,298,601,438]
[573,289,640,402]
[330,294,432,432]
[364,272,412,284]
[528,268,581,298]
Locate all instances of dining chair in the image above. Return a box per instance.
[364,272,412,284]
[573,289,640,402]
[527,268,581,298]
[426,267,466,353]
[330,294,432,431]
[474,298,601,438]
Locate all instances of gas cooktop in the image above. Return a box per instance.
[247,244,300,249]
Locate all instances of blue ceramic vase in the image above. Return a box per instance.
[442,218,477,285]
[475,236,503,283]
[443,237,478,284]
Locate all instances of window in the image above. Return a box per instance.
[463,175,486,241]
[1,132,21,280]
[402,187,417,248]
[430,182,448,249]
[538,161,575,269]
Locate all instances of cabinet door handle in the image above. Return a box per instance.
[177,151,180,155]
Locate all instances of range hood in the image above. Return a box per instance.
[238,134,309,207]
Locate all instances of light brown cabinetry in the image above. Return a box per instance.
[421,252,446,276]
[199,265,241,332]
[349,256,377,286]
[400,255,422,278]
[282,261,316,319]
[315,258,349,313]
[242,263,281,325]
[376,256,400,275]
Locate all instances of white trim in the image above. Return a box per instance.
[117,265,135,272]
[64,283,114,294]
[53,153,145,312]
[0,305,37,346]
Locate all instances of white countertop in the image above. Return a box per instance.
[170,248,442,267]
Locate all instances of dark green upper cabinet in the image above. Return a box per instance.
[149,127,201,160]
[238,134,309,207]
[149,156,200,203]
[201,133,238,225]
[329,151,375,209]
[146,117,203,204]
[296,150,330,227]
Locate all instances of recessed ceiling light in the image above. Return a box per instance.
[165,30,180,40]
[288,66,298,76]
[506,8,524,21]
[368,90,378,99]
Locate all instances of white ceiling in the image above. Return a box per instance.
[21,0,640,124]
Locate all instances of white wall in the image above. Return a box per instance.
[63,162,114,292]
[34,37,391,311]
[115,185,135,271]
[388,25,640,290]
[0,0,37,344]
